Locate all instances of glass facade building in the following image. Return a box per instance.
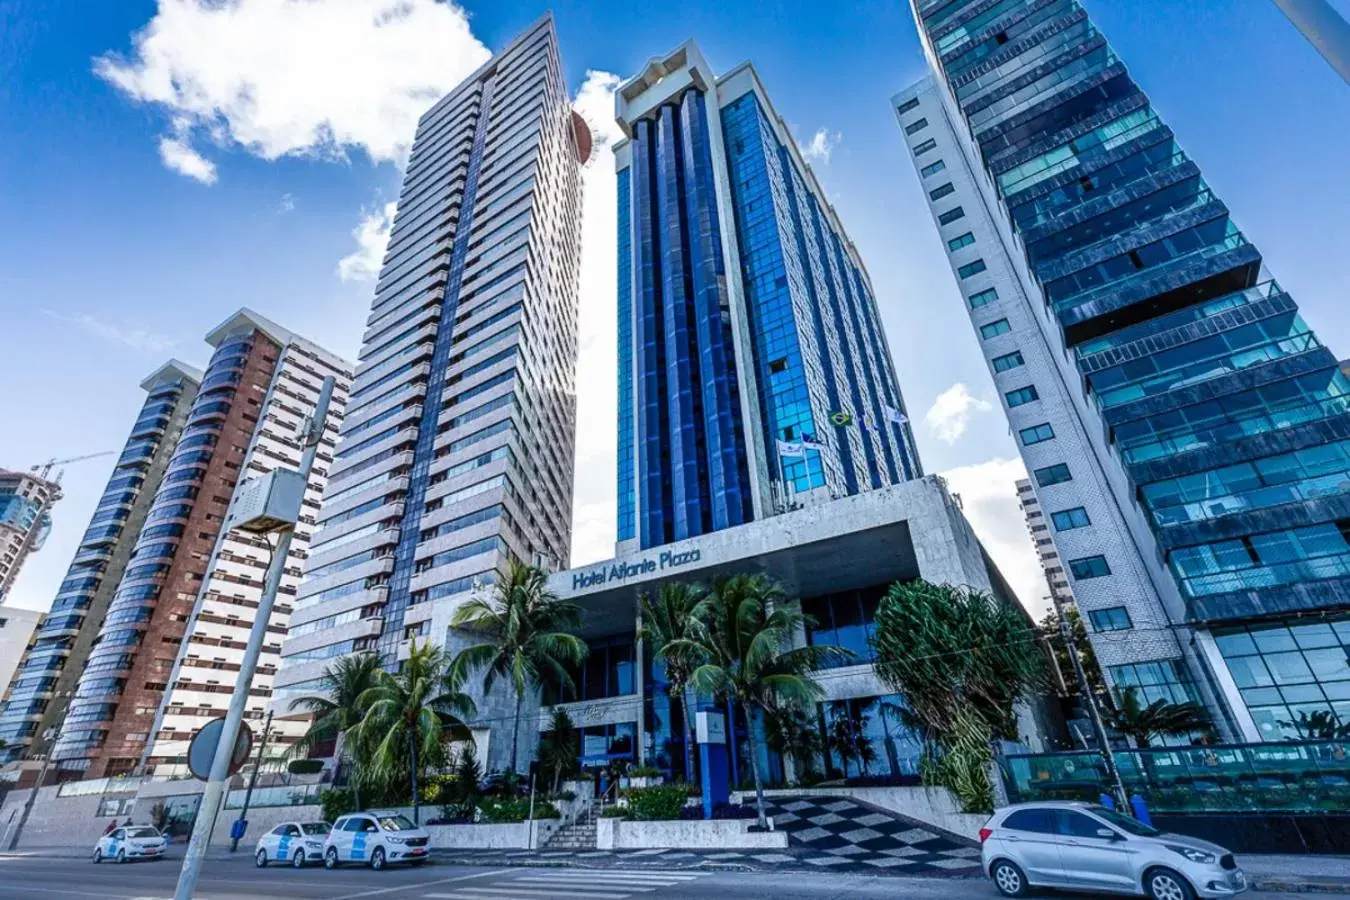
[900,0,1349,740]
[0,362,201,762]
[614,42,923,552]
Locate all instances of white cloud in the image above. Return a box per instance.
[799,127,841,164]
[40,308,178,353]
[938,456,1049,618]
[568,70,625,568]
[157,134,217,183]
[277,192,295,214]
[925,382,994,444]
[337,201,397,282]
[97,0,493,180]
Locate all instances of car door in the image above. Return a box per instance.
[998,809,1068,885]
[328,817,352,858]
[105,829,123,857]
[277,824,301,861]
[348,817,375,862]
[1053,810,1137,890]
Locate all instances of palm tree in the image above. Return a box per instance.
[641,581,707,781]
[537,707,581,793]
[763,705,822,786]
[287,651,382,808]
[826,700,876,780]
[451,561,588,773]
[675,573,851,828]
[1103,686,1215,748]
[349,639,476,824]
[1280,709,1350,740]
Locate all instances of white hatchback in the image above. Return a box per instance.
[93,825,167,863]
[254,820,331,868]
[323,811,431,870]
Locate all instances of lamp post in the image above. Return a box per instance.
[173,376,334,900]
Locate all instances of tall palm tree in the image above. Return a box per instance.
[763,705,822,786]
[1103,686,1215,747]
[349,639,476,824]
[288,651,382,807]
[641,581,707,781]
[674,573,851,828]
[451,561,588,773]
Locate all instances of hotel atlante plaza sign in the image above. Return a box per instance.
[571,547,702,590]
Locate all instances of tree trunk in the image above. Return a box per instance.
[743,701,768,830]
[409,723,420,825]
[511,692,524,776]
[682,685,698,783]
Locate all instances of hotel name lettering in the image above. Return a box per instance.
[572,548,702,590]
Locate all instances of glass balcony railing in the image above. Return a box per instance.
[1151,468,1350,528]
[1002,741,1350,813]
[1178,551,1350,599]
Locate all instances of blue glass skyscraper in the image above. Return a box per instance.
[614,42,923,553]
[900,0,1350,741]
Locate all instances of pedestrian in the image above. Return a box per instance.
[103,819,117,836]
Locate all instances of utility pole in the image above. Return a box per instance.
[1058,615,1129,810]
[173,377,334,900]
[229,710,273,852]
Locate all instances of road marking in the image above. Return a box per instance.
[520,872,700,881]
[325,867,511,900]
[424,891,634,899]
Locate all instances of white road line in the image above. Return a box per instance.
[325,866,511,900]
[424,889,635,899]
[516,873,698,883]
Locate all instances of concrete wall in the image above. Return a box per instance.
[732,785,986,841]
[596,817,788,850]
[0,785,110,850]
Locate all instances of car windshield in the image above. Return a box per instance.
[126,827,160,839]
[301,823,330,835]
[1089,806,1160,836]
[378,815,417,831]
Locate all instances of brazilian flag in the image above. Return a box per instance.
[829,410,853,427]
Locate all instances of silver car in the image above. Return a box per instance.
[981,801,1247,900]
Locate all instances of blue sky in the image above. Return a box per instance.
[2,0,1348,617]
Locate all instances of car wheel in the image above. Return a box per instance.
[370,847,386,871]
[991,859,1029,898]
[292,849,306,868]
[1147,868,1195,900]
[255,848,268,868]
[92,848,102,864]
[116,849,127,865]
[325,847,340,870]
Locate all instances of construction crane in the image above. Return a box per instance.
[31,450,117,481]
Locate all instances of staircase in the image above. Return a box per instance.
[544,809,597,850]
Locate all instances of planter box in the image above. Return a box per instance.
[596,817,788,850]
[425,820,560,849]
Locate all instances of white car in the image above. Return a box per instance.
[93,825,167,863]
[254,820,331,868]
[323,811,431,870]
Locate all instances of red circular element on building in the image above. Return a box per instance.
[571,110,593,164]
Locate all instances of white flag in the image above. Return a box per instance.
[884,404,908,425]
[776,439,805,458]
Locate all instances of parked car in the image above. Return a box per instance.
[980,801,1246,900]
[323,811,430,870]
[254,820,331,868]
[92,825,167,863]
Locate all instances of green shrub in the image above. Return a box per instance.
[621,784,688,821]
[477,797,560,823]
[599,805,630,818]
[628,765,662,778]
[319,788,356,822]
[287,759,324,775]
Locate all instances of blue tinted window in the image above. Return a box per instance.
[896,97,920,115]
[1051,507,1091,530]
[921,159,947,178]
[1034,463,1072,486]
[930,182,955,201]
[957,259,986,279]
[1020,423,1055,445]
[913,137,937,155]
[905,118,929,135]
[938,206,965,225]
[1069,555,1111,579]
[992,350,1024,372]
[981,319,1011,339]
[968,288,997,308]
[1006,385,1038,407]
[948,232,975,251]
[1089,607,1132,631]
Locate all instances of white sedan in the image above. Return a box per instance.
[254,820,331,868]
[93,825,167,863]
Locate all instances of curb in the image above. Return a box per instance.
[1254,880,1350,895]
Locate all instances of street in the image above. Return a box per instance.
[0,854,1315,900]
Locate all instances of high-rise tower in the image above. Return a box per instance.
[898,0,1350,741]
[272,16,588,729]
[52,310,350,777]
[0,470,62,603]
[0,361,201,763]
[614,42,922,553]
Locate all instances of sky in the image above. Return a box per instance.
[2,0,1349,621]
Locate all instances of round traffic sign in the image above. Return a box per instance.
[187,717,253,781]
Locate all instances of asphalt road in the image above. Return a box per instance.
[0,854,1312,900]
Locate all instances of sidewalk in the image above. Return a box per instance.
[1244,855,1350,894]
[0,843,242,862]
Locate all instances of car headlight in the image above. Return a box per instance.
[305,840,324,848]
[1167,845,1217,864]
[385,836,406,844]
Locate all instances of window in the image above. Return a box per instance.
[947,232,975,251]
[896,97,920,115]
[992,350,1024,372]
[905,117,929,135]
[957,259,986,279]
[1020,422,1055,445]
[1002,809,1055,834]
[1057,810,1110,839]
[968,287,997,308]
[1052,507,1091,530]
[929,182,955,201]
[921,159,947,177]
[1089,607,1133,631]
[1005,385,1039,407]
[913,137,938,155]
[980,319,1011,340]
[938,206,965,225]
[1070,555,1112,579]
[1034,463,1072,486]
